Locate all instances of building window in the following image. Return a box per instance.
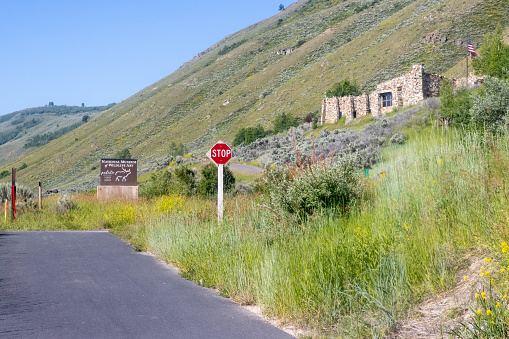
[381,92,392,107]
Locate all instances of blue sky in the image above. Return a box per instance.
[0,1,291,115]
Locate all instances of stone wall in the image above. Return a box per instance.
[320,64,484,125]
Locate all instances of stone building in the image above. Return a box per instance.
[321,64,484,124]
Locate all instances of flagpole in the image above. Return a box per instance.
[466,36,469,90]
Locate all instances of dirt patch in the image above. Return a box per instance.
[391,256,488,338]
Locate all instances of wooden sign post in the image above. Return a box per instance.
[39,181,42,210]
[11,168,16,222]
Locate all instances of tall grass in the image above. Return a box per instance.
[144,127,509,335]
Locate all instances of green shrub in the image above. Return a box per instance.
[197,163,235,197]
[217,39,247,56]
[389,132,406,145]
[266,154,365,222]
[115,148,132,159]
[169,142,186,157]
[0,170,9,179]
[232,125,266,146]
[472,24,509,80]
[0,183,34,202]
[470,77,509,133]
[326,78,361,98]
[140,170,173,199]
[439,79,473,126]
[273,112,300,134]
[140,166,196,198]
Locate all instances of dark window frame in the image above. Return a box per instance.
[380,92,393,107]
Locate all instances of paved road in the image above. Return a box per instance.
[0,231,293,339]
[228,163,264,175]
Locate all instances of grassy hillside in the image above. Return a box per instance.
[0,104,114,168]
[1,0,507,190]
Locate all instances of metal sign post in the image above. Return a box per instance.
[207,141,232,222]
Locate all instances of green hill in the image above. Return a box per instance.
[1,0,507,190]
[0,104,114,168]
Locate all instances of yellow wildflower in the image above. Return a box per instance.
[497,302,501,308]
[487,309,492,316]
[502,242,507,246]
[501,268,506,273]
[463,276,467,280]
[475,293,480,298]
[486,271,490,276]
[477,309,482,314]
[480,273,484,277]
[481,292,486,298]
[439,159,442,162]
[504,295,507,299]
[481,267,485,271]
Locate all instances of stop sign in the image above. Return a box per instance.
[208,141,232,165]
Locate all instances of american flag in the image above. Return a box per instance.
[467,39,477,59]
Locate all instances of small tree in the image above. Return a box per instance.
[472,24,509,79]
[82,115,90,123]
[279,4,285,11]
[115,148,131,159]
[198,163,235,197]
[326,79,361,98]
[439,79,472,126]
[273,112,299,134]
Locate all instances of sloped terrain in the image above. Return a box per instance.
[0,104,113,167]
[0,0,507,190]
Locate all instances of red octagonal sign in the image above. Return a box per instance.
[208,141,232,165]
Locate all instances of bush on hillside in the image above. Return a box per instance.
[0,183,34,204]
[197,163,235,197]
[232,125,266,147]
[326,79,361,98]
[470,76,509,133]
[115,148,132,160]
[266,153,365,222]
[439,79,473,126]
[472,24,509,80]
[273,112,300,134]
[140,166,196,198]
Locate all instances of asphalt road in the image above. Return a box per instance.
[0,231,293,339]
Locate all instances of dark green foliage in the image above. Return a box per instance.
[197,163,235,197]
[470,77,509,133]
[0,130,20,147]
[326,79,361,98]
[273,113,300,134]
[173,166,196,196]
[439,79,472,126]
[266,154,365,221]
[169,142,186,157]
[279,4,285,11]
[24,122,83,148]
[82,115,90,123]
[115,148,132,160]
[140,170,173,199]
[140,166,197,198]
[19,163,28,170]
[0,170,9,179]
[472,24,509,80]
[217,39,247,56]
[296,39,306,48]
[232,125,266,146]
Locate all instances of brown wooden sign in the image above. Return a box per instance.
[100,159,137,186]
